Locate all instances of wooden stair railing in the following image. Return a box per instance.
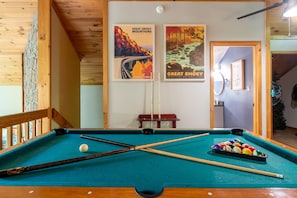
[52,108,73,128]
[0,108,73,151]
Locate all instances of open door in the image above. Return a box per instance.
[210,41,262,135]
[270,52,297,142]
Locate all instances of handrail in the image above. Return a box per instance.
[52,108,73,128]
[0,108,72,151]
[0,109,49,129]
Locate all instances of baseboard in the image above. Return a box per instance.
[286,126,297,132]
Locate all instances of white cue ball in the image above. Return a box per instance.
[79,144,89,152]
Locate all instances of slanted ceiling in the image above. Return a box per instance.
[0,0,296,85]
[54,0,103,85]
[272,53,297,80]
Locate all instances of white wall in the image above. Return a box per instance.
[108,1,266,128]
[271,39,297,51]
[0,85,103,130]
[0,86,22,116]
[81,85,103,128]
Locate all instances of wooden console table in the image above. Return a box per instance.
[137,114,180,128]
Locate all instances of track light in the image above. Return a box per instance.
[283,3,297,17]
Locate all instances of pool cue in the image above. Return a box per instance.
[0,133,208,178]
[150,71,153,128]
[158,72,161,120]
[144,148,284,179]
[81,135,284,179]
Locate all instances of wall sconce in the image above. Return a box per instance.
[156,5,164,14]
[283,3,297,17]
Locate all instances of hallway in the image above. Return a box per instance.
[272,128,297,149]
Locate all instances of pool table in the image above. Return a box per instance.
[0,128,297,198]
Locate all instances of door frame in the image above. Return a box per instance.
[210,41,262,135]
[267,51,297,139]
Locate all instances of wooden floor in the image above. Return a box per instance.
[272,127,297,149]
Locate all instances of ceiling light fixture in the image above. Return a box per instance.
[283,3,297,17]
[156,5,164,14]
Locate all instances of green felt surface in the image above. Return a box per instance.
[0,128,297,193]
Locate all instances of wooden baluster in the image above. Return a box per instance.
[7,126,12,148]
[16,124,22,144]
[37,119,42,136]
[24,122,29,142]
[31,120,36,138]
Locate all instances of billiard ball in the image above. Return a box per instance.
[242,148,252,155]
[223,145,232,152]
[233,142,241,147]
[79,144,89,152]
[232,146,242,153]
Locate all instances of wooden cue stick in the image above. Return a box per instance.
[0,133,208,178]
[80,133,208,150]
[81,135,284,179]
[134,132,209,150]
[150,71,153,128]
[144,148,284,179]
[158,72,161,119]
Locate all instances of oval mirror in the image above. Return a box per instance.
[214,71,225,96]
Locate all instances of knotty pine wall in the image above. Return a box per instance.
[0,54,22,85]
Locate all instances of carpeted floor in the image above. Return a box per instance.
[272,128,297,149]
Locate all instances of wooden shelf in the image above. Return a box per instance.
[138,114,180,128]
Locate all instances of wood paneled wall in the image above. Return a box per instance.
[0,0,37,85]
[0,54,22,85]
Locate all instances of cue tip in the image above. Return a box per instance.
[276,174,284,179]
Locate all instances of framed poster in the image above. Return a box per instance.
[164,24,205,81]
[113,24,155,80]
[231,59,245,90]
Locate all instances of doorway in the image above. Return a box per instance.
[270,52,297,147]
[210,41,262,135]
